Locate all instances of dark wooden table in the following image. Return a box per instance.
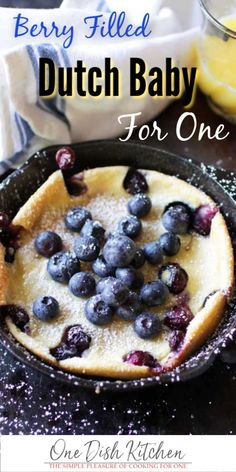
[0,0,236,436]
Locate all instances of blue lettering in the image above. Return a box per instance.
[84,14,103,39]
[117,12,126,38]
[136,13,152,38]
[52,23,74,49]
[13,14,29,37]
[100,11,117,38]
[13,14,73,48]
[30,23,41,37]
[84,11,152,39]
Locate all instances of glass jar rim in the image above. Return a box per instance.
[199,0,236,39]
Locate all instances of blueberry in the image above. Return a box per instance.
[64,324,91,351]
[159,263,188,294]
[116,291,142,321]
[118,215,142,239]
[50,344,77,361]
[65,175,88,196]
[80,219,105,244]
[64,206,91,232]
[74,236,100,262]
[123,168,149,195]
[1,304,30,333]
[5,246,16,264]
[107,231,126,240]
[140,281,168,306]
[159,232,181,256]
[96,277,116,294]
[103,235,136,268]
[123,350,158,367]
[100,278,129,307]
[143,241,163,265]
[92,255,115,278]
[85,295,114,325]
[131,247,146,269]
[47,251,81,283]
[33,296,59,321]
[0,223,20,249]
[134,312,161,339]
[50,324,91,360]
[115,267,144,290]
[34,231,62,258]
[169,330,185,351]
[162,202,192,234]
[0,228,10,247]
[55,146,76,170]
[193,205,218,236]
[69,272,95,298]
[164,304,193,330]
[128,194,152,218]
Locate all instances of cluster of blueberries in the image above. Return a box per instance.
[33,192,197,343]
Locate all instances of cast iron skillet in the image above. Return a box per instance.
[0,140,236,392]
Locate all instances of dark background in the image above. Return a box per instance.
[0,0,236,435]
[0,0,61,6]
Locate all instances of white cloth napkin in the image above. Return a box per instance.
[0,0,201,174]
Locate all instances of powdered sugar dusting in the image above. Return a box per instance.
[86,194,128,234]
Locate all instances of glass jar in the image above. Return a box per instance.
[197,0,236,123]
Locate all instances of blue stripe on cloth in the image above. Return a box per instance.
[97,0,105,10]
[60,47,71,68]
[26,44,55,117]
[0,43,73,176]
[2,111,35,174]
[37,43,60,66]
[19,116,34,143]
[8,102,21,155]
[14,113,25,147]
[26,44,69,126]
[0,150,25,175]
[0,160,12,173]
[97,0,111,12]
[58,47,72,116]
[37,44,64,118]
[39,44,70,124]
[14,113,34,148]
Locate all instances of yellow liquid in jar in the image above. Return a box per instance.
[197,16,236,114]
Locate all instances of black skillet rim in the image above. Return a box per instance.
[0,139,236,392]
